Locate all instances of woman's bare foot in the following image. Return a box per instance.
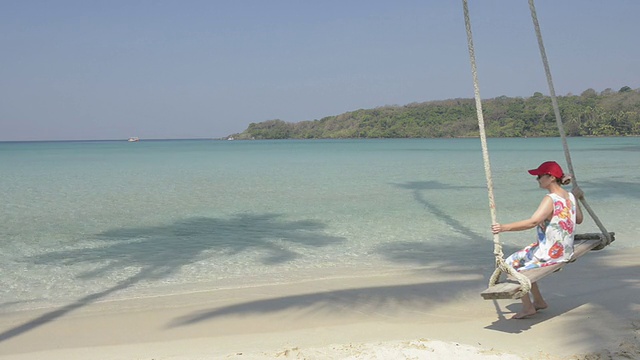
[511,306,537,319]
[534,301,548,311]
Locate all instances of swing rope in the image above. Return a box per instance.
[463,0,613,297]
[462,0,531,298]
[528,0,613,247]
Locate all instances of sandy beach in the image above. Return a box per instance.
[0,245,638,360]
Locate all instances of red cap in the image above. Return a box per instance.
[528,161,564,178]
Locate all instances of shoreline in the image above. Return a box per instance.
[1,247,638,360]
[2,135,640,144]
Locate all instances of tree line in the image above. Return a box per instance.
[230,86,640,139]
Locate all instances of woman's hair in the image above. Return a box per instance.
[559,175,572,185]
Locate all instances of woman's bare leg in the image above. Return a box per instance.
[512,294,537,319]
[530,282,548,310]
[512,282,548,319]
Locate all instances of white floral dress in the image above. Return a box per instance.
[506,193,577,271]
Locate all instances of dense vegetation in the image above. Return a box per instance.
[230,87,640,139]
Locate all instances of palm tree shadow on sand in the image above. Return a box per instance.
[0,213,344,343]
[483,256,640,345]
[392,181,639,338]
[383,180,639,347]
[168,180,506,329]
[167,278,482,329]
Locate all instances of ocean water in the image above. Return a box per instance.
[1,137,638,312]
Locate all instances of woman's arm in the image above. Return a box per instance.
[572,187,584,224]
[575,198,584,224]
[491,196,554,234]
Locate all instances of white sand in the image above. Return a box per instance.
[0,247,638,360]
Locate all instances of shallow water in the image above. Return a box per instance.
[1,137,638,312]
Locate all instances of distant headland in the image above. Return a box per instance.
[229,86,639,140]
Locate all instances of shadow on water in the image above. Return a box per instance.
[166,180,504,329]
[394,181,485,240]
[579,177,640,200]
[377,180,520,272]
[0,213,344,343]
[66,213,344,280]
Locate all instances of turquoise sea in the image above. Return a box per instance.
[1,138,638,313]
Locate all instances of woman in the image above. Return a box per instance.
[491,161,584,319]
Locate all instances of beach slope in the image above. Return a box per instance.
[0,248,638,360]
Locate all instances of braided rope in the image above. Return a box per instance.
[528,0,612,246]
[462,0,531,298]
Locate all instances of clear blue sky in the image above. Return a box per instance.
[1,0,638,141]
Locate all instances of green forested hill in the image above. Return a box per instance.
[230,87,640,139]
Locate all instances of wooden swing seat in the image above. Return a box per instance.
[480,232,615,300]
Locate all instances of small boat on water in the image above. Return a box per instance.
[128,137,140,142]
